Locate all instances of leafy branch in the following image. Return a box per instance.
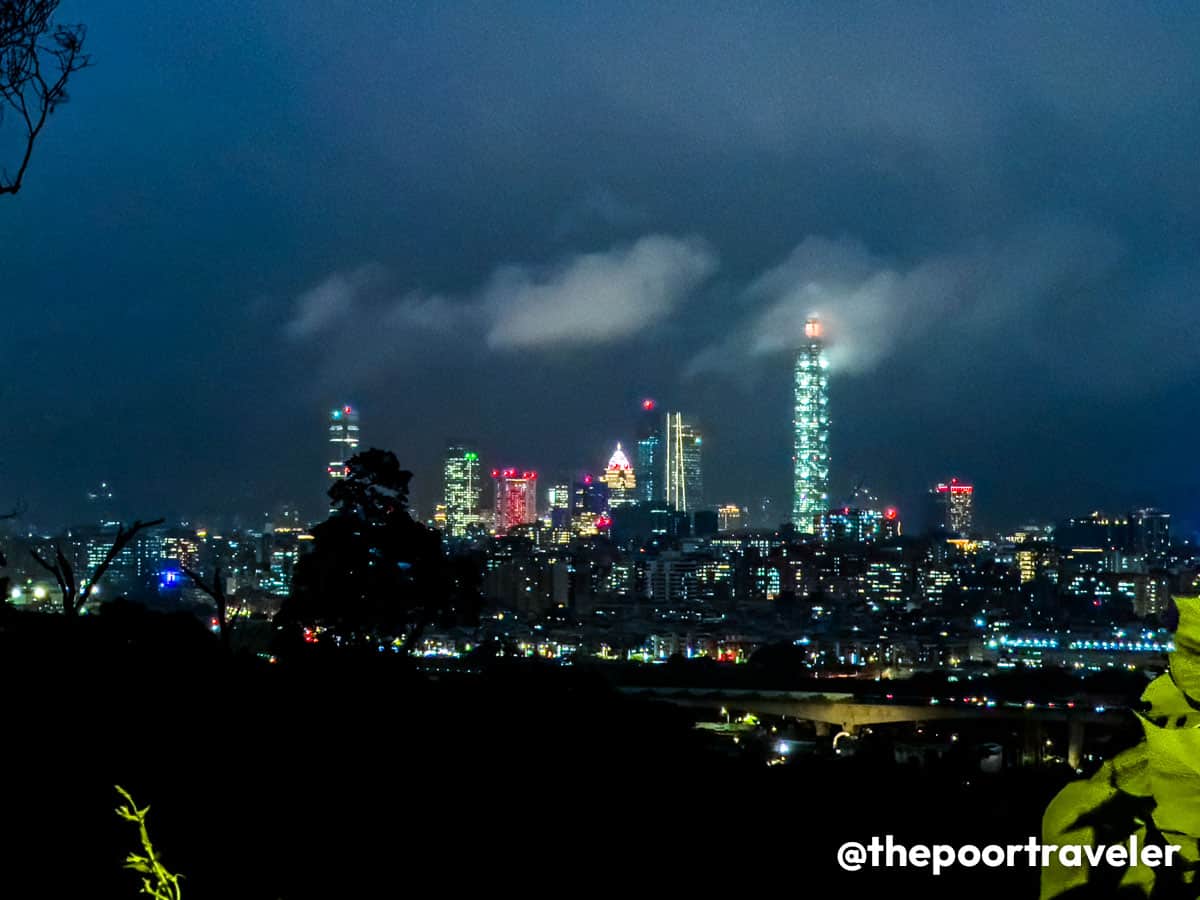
[114,786,183,900]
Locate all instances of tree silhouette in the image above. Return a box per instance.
[0,1,89,195]
[31,518,164,616]
[277,449,448,652]
[182,563,241,651]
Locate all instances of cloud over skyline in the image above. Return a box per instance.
[6,2,1200,528]
[284,235,719,376]
[687,219,1126,384]
[483,234,717,349]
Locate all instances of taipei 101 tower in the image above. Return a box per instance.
[792,317,830,532]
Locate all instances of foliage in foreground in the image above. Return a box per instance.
[115,786,183,900]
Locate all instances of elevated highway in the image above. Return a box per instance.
[618,686,1130,768]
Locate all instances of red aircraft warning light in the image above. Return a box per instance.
[642,398,656,411]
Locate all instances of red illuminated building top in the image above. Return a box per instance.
[492,468,537,480]
[936,478,974,495]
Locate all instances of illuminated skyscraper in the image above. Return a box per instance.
[491,468,538,535]
[600,443,637,506]
[931,478,974,534]
[1131,508,1170,562]
[327,404,360,484]
[792,318,829,532]
[443,443,482,537]
[548,483,572,542]
[664,412,703,512]
[636,398,661,503]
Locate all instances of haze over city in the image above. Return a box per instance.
[5,2,1200,530]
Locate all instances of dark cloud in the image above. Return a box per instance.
[284,235,717,386]
[688,218,1126,382]
[3,1,1199,530]
[482,234,717,349]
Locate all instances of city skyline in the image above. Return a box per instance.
[7,7,1200,896]
[4,3,1200,534]
[33,390,1188,540]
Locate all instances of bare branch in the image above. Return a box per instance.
[29,546,57,580]
[33,517,165,616]
[76,518,164,614]
[31,542,74,614]
[183,563,234,650]
[0,1,90,195]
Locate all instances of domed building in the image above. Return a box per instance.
[600,443,637,507]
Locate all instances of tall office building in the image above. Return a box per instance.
[792,318,830,532]
[664,412,703,512]
[932,478,974,534]
[443,443,482,537]
[1131,508,1171,562]
[327,404,360,483]
[492,468,538,535]
[600,443,637,507]
[547,482,572,542]
[636,398,662,503]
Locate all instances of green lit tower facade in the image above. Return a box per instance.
[792,318,829,532]
[443,443,482,537]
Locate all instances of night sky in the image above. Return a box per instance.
[3,2,1200,533]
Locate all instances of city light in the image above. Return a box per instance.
[9,16,1194,893]
[793,316,829,530]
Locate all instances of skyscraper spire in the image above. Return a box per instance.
[793,317,830,532]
